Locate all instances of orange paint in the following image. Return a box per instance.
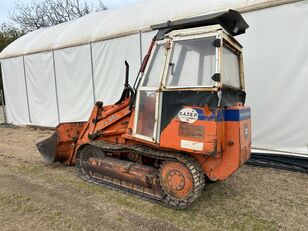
[52,100,251,182]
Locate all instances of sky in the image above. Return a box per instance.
[0,0,142,24]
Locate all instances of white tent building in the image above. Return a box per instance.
[0,0,308,159]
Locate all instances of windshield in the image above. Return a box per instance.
[142,44,165,87]
[166,36,217,87]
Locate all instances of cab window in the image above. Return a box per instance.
[166,36,216,87]
[222,45,241,88]
[142,44,165,87]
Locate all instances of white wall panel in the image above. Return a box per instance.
[54,45,94,122]
[92,34,140,105]
[25,52,58,127]
[1,57,30,125]
[238,1,308,154]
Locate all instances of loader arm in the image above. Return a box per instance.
[37,99,132,166]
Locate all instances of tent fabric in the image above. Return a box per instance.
[0,0,299,59]
[92,34,141,105]
[0,0,307,158]
[54,45,94,123]
[237,1,308,155]
[24,52,59,127]
[1,57,30,125]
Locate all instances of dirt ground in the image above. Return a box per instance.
[0,125,307,231]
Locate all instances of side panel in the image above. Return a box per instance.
[1,57,30,125]
[197,106,251,181]
[54,45,94,122]
[160,91,219,133]
[25,52,58,126]
[160,105,224,154]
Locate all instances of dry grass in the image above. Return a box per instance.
[0,126,307,231]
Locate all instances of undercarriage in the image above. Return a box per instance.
[76,141,205,209]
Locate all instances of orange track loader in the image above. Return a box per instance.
[37,10,251,209]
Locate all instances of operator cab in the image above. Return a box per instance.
[133,11,248,143]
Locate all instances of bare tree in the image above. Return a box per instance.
[10,0,108,32]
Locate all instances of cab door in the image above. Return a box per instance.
[133,43,168,142]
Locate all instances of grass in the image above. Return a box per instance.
[1,160,279,231]
[0,127,306,231]
[0,192,86,231]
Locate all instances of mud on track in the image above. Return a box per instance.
[0,126,307,231]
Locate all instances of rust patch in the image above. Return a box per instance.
[178,123,205,139]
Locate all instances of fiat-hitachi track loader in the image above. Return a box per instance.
[37,10,251,209]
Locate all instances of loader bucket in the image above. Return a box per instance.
[36,122,86,165]
[36,132,58,164]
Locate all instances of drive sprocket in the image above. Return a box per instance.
[159,155,205,209]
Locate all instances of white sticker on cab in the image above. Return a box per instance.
[177,108,198,124]
[180,140,204,151]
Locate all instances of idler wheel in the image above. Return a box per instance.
[75,145,105,180]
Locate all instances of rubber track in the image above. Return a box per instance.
[76,141,205,209]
